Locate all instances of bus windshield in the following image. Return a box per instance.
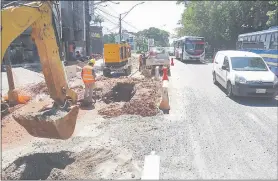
[185,41,204,51]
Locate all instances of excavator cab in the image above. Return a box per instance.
[1,1,79,139]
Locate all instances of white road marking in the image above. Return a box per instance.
[141,151,160,180]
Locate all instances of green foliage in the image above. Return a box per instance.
[136,27,170,47]
[93,15,104,26]
[267,1,278,26]
[177,1,277,49]
[103,33,116,44]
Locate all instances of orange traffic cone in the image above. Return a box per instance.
[159,80,170,114]
[171,58,174,66]
[162,67,169,81]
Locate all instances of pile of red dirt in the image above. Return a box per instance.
[98,78,161,118]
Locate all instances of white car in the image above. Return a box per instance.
[212,50,278,98]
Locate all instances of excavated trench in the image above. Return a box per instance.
[98,79,161,118]
[102,83,136,104]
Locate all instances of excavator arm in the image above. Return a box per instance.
[1,1,77,104]
[1,1,79,139]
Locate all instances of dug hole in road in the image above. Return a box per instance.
[2,56,278,180]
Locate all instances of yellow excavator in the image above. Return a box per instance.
[1,1,79,140]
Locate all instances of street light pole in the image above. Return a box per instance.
[118,2,144,42]
[119,14,122,41]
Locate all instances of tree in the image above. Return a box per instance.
[176,1,277,49]
[136,27,170,47]
[267,1,278,26]
[94,15,104,27]
[103,33,116,44]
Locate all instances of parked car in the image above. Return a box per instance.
[212,50,278,98]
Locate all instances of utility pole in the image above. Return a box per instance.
[119,14,122,41]
[89,1,95,25]
[118,2,144,43]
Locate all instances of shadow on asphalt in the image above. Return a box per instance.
[78,100,96,110]
[215,83,278,108]
[179,60,209,65]
[2,151,75,180]
[79,104,95,110]
[233,97,278,107]
[23,66,42,73]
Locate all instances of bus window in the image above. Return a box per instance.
[244,37,248,41]
[247,36,251,41]
[260,34,266,42]
[265,33,272,49]
[256,35,260,42]
[251,36,256,41]
[270,32,278,50]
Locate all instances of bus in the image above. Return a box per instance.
[173,36,205,62]
[237,26,278,76]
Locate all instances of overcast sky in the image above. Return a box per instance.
[95,1,185,38]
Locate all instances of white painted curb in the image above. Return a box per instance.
[141,151,160,180]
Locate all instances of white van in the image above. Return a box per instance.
[212,50,278,98]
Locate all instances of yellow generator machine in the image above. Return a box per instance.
[103,41,132,77]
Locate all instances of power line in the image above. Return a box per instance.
[108,26,119,32]
[94,12,118,26]
[122,20,140,31]
[104,26,119,34]
[95,7,118,19]
[106,4,119,15]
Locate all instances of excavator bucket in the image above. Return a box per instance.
[13,105,79,140]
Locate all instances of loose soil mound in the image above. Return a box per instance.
[98,78,161,118]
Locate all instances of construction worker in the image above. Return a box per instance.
[76,51,81,60]
[81,58,96,104]
[139,52,143,71]
[142,52,147,66]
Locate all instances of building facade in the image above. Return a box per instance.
[115,30,137,50]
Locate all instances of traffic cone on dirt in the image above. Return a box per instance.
[162,67,169,81]
[155,66,160,80]
[159,80,170,114]
[171,58,174,66]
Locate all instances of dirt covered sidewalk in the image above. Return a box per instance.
[1,54,163,179]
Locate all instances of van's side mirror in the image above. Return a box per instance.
[269,66,271,70]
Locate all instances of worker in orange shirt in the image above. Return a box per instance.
[81,59,96,104]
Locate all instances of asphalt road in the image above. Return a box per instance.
[164,59,277,179]
[103,58,277,179]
